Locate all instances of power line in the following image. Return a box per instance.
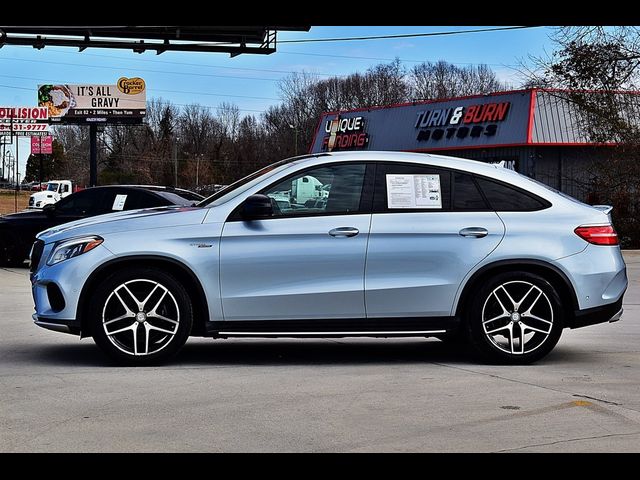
[278,50,518,67]
[31,46,339,77]
[0,56,282,82]
[0,73,279,101]
[279,26,541,43]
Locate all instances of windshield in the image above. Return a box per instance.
[196,157,301,207]
[47,183,59,192]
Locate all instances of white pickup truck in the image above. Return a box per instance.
[28,180,73,209]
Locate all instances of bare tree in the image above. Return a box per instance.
[524,27,640,247]
[410,61,508,100]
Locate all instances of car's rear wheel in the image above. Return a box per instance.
[466,272,564,364]
[89,268,193,366]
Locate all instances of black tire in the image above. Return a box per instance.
[89,267,193,366]
[0,235,28,268]
[466,271,564,364]
[436,329,468,346]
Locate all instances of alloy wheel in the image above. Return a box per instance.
[102,279,180,356]
[481,280,554,355]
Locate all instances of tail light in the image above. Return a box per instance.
[574,225,619,245]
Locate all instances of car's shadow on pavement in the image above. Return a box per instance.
[29,338,483,367]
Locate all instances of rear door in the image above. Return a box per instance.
[365,162,505,318]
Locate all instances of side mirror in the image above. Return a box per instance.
[241,194,273,220]
[43,203,56,217]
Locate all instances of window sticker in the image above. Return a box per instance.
[386,174,442,209]
[112,194,128,211]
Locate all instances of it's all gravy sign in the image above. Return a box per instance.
[415,101,510,143]
[322,116,369,151]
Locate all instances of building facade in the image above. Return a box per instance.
[309,89,621,201]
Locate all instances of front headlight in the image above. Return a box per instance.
[47,236,104,266]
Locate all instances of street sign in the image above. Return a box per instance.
[31,136,53,154]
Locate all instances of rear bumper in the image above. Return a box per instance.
[570,297,624,329]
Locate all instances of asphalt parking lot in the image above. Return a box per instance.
[1,253,639,452]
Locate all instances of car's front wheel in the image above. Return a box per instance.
[89,268,193,365]
[466,272,564,364]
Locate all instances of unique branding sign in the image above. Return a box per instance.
[321,115,369,151]
[309,92,531,154]
[38,79,146,124]
[414,101,510,142]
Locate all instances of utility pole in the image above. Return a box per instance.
[172,139,178,188]
[39,136,43,188]
[14,135,19,212]
[89,124,98,187]
[289,124,298,156]
[1,139,5,181]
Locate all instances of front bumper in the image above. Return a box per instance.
[32,313,81,335]
[31,243,114,335]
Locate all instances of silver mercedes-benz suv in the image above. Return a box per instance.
[29,151,627,365]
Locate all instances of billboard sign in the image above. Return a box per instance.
[38,77,146,124]
[0,106,50,137]
[0,106,49,123]
[0,123,49,136]
[31,136,53,154]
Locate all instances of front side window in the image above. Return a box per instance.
[55,189,101,216]
[263,163,367,217]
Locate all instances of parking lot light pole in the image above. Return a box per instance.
[172,139,179,188]
[289,124,298,156]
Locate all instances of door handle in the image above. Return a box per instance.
[329,227,359,238]
[459,227,488,238]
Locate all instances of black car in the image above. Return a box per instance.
[0,185,203,267]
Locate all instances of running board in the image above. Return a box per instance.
[218,330,446,338]
[205,317,458,338]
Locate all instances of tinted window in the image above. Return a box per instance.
[55,189,102,216]
[173,190,203,202]
[374,163,451,212]
[453,172,488,210]
[132,191,169,209]
[95,189,128,214]
[475,177,547,211]
[263,163,367,217]
[154,191,198,206]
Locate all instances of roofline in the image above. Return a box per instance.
[318,87,640,117]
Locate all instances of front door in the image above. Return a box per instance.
[220,162,372,321]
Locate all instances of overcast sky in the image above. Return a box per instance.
[0,26,556,178]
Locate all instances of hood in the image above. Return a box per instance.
[31,191,58,200]
[38,206,208,244]
[0,209,46,222]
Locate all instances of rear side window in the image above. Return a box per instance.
[374,163,451,212]
[453,173,488,211]
[475,176,548,211]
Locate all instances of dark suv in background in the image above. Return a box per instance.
[0,185,203,266]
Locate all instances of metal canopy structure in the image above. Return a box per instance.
[0,26,310,56]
